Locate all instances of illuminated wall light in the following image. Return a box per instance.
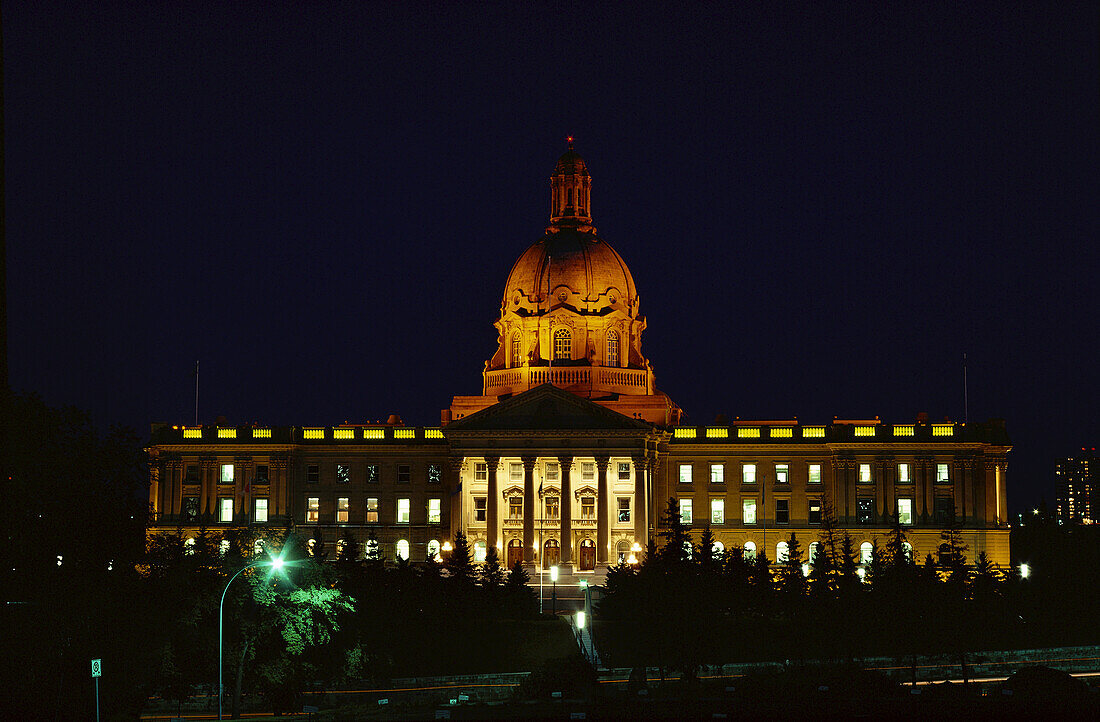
[738,428,760,438]
[303,428,325,440]
[363,429,385,440]
[893,425,915,437]
[770,427,793,438]
[217,428,237,439]
[705,427,729,438]
[674,428,697,439]
[183,428,202,438]
[425,428,444,439]
[932,424,954,437]
[802,427,825,438]
[394,429,415,439]
[333,428,355,440]
[853,426,876,437]
[252,428,271,439]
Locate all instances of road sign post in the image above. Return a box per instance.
[91,659,102,722]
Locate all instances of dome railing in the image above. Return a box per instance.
[483,365,652,396]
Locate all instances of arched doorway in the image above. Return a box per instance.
[579,538,596,571]
[543,539,560,567]
[507,539,524,568]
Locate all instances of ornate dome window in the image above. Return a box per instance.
[510,331,522,368]
[554,328,571,360]
[606,329,620,368]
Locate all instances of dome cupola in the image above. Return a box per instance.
[548,136,594,233]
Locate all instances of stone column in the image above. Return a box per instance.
[485,456,500,553]
[200,458,216,517]
[236,457,252,518]
[558,455,574,565]
[271,456,289,518]
[596,454,610,564]
[522,456,537,564]
[953,458,965,525]
[632,455,649,549]
[448,457,465,541]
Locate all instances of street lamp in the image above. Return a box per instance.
[1019,562,1030,579]
[219,555,285,720]
[550,565,558,615]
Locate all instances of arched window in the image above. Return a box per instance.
[776,541,790,564]
[364,538,379,559]
[219,539,231,556]
[554,328,571,360]
[473,541,487,563]
[184,537,196,555]
[335,539,345,558]
[395,539,410,561]
[254,539,265,557]
[808,541,821,565]
[902,541,913,562]
[307,538,316,557]
[712,540,725,556]
[606,329,619,367]
[743,541,757,560]
[427,539,441,561]
[510,331,522,367]
[860,541,874,565]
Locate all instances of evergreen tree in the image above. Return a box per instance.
[504,561,537,618]
[657,497,692,566]
[777,532,807,600]
[444,531,476,584]
[479,543,505,589]
[937,501,968,579]
[883,510,913,569]
[696,524,721,574]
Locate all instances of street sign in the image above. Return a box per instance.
[91,659,102,678]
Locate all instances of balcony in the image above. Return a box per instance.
[483,365,652,396]
[503,518,524,528]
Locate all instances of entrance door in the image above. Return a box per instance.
[506,539,524,568]
[544,539,560,567]
[579,539,596,571]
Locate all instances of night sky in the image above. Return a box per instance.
[5,3,1097,512]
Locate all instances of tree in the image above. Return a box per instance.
[444,531,476,584]
[504,561,537,618]
[657,497,692,566]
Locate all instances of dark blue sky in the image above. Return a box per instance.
[6,2,1097,512]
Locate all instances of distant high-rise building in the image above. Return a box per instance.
[1055,449,1096,524]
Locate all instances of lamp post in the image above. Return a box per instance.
[219,557,284,721]
[550,565,558,615]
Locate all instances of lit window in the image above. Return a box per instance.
[679,498,693,525]
[738,427,760,438]
[333,428,354,439]
[398,465,411,483]
[337,497,350,523]
[336,464,350,484]
[545,462,559,481]
[303,428,324,439]
[743,541,757,560]
[902,542,913,561]
[618,462,631,480]
[395,539,409,561]
[428,464,442,484]
[679,464,693,484]
[220,464,234,484]
[425,428,444,439]
[808,463,821,484]
[860,542,873,565]
[712,540,725,555]
[932,424,954,437]
[394,428,415,439]
[706,427,728,438]
[366,464,378,483]
[364,538,379,558]
[897,498,913,525]
[776,541,789,563]
[366,498,379,523]
[769,427,793,438]
[254,498,268,523]
[254,539,265,557]
[554,327,571,360]
[711,498,725,524]
[363,428,384,439]
[808,501,821,525]
[546,496,560,520]
[617,497,630,522]
[475,463,487,481]
[742,464,757,484]
[183,496,199,522]
[808,542,821,564]
[428,539,441,560]
[710,464,724,484]
[898,463,911,483]
[307,465,319,483]
[894,425,915,437]
[219,498,233,523]
[474,496,487,522]
[474,541,487,562]
[183,428,202,438]
[581,496,595,520]
[858,498,873,524]
[220,539,230,556]
[674,428,697,438]
[936,463,950,483]
[511,331,522,367]
[775,499,789,524]
[306,497,319,523]
[859,464,873,483]
[510,463,523,482]
[509,496,523,519]
[427,498,442,524]
[606,329,619,367]
[775,464,789,484]
[742,498,757,524]
[802,426,825,438]
[582,462,595,481]
[854,425,876,437]
[397,498,410,524]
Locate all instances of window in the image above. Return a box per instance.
[365,464,378,484]
[934,497,954,524]
[710,463,724,484]
[219,498,233,523]
[220,464,234,484]
[509,496,522,519]
[897,463,911,484]
[398,464,411,483]
[546,496,560,520]
[776,541,789,563]
[743,541,757,559]
[545,462,559,481]
[617,497,630,522]
[618,462,631,480]
[860,542,874,565]
[859,464,872,483]
[742,464,757,484]
[220,539,231,556]
[809,542,821,564]
[307,465,319,483]
[366,498,379,523]
[475,463,487,481]
[254,498,268,523]
[395,539,409,561]
[428,464,441,484]
[936,463,950,483]
[185,464,200,483]
[306,497,319,523]
[858,498,874,524]
[679,464,693,484]
[183,496,199,522]
[775,464,789,484]
[427,498,442,524]
[554,327,571,360]
[775,499,789,524]
[337,497,349,523]
[606,329,620,367]
[511,331,522,367]
[808,463,822,484]
[897,498,913,525]
[510,463,523,483]
[742,498,757,524]
[679,499,693,525]
[254,539,266,557]
[473,541,487,562]
[474,496,487,522]
[582,462,595,482]
[364,538,379,559]
[581,496,595,519]
[711,498,725,524]
[428,539,441,560]
[902,541,913,561]
[396,498,410,523]
[336,464,350,484]
[254,464,269,484]
[808,500,822,525]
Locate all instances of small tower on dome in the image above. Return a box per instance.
[548,136,595,234]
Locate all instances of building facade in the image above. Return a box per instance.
[147,143,1012,568]
[1055,449,1096,524]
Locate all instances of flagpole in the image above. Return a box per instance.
[194,360,199,425]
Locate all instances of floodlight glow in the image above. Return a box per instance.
[802,563,811,577]
[1019,563,1030,579]
[576,611,586,629]
[579,578,588,589]
[856,567,867,580]
[550,565,559,582]
[271,558,285,571]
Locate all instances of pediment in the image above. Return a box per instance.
[444,383,652,432]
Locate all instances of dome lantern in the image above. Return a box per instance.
[548,136,594,233]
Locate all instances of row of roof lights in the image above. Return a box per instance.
[179,427,445,440]
[674,424,954,439]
